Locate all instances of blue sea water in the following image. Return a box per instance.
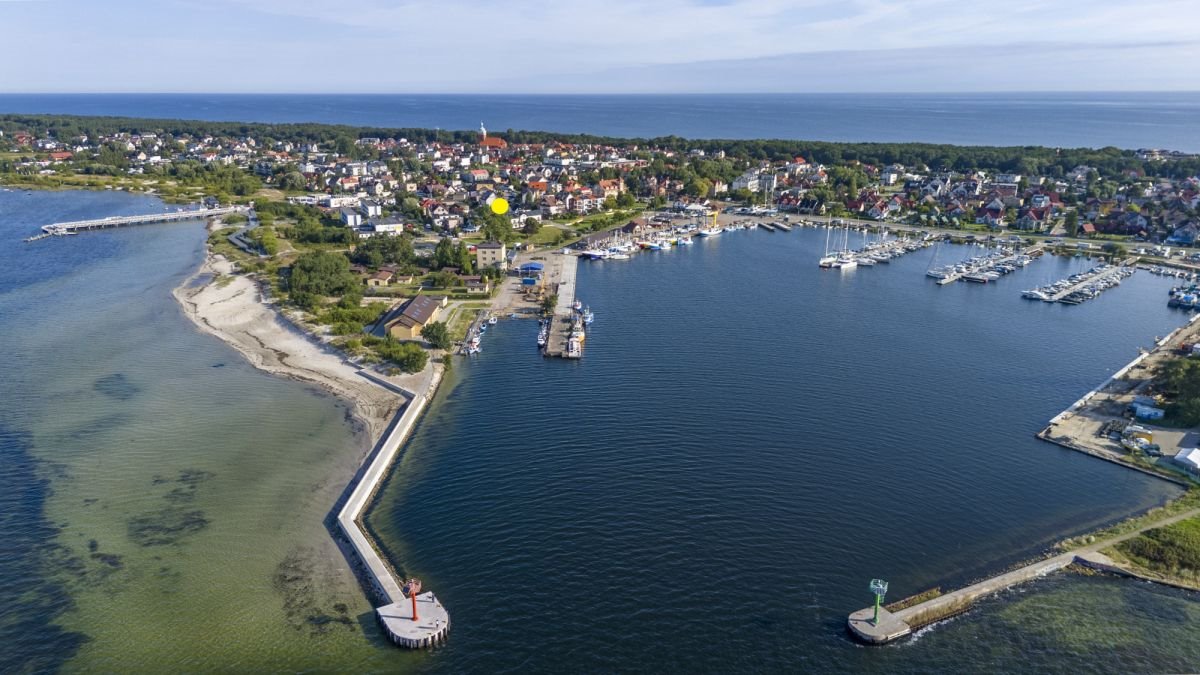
[1,92,1199,150]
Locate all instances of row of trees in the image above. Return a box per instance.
[4,113,1181,182]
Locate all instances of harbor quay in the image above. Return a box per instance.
[1038,311,1200,484]
[542,253,581,358]
[336,365,450,648]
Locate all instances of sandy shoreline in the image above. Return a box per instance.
[171,243,450,639]
[172,252,406,440]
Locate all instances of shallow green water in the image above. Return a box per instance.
[0,190,419,673]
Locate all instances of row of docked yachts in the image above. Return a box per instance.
[819,225,934,270]
[578,221,761,260]
[926,248,1036,284]
[1021,264,1135,304]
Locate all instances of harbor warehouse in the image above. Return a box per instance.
[385,295,447,340]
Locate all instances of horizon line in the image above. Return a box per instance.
[2,90,1200,96]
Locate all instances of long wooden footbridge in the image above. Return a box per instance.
[25,206,249,242]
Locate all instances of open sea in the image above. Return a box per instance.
[2,92,1200,150]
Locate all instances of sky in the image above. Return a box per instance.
[2,0,1199,93]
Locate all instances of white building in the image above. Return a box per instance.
[732,171,761,193]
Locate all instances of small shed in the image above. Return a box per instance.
[1132,404,1165,420]
[1174,447,1200,474]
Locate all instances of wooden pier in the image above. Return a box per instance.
[30,205,249,239]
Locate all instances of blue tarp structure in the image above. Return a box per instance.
[519,262,544,272]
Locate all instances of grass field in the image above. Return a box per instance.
[1114,515,1200,582]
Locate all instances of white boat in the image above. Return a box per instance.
[488,316,498,325]
[608,253,631,260]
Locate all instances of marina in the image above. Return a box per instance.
[1021,262,1137,304]
[925,243,1042,285]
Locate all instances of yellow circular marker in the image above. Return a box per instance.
[491,198,510,215]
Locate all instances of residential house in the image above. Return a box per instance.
[475,241,507,270]
[367,270,394,287]
[463,276,491,295]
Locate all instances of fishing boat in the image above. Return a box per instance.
[582,307,595,325]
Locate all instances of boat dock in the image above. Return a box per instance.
[30,205,250,238]
[1022,261,1136,303]
[930,244,1042,285]
[543,254,583,359]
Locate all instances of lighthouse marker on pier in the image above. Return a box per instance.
[869,579,888,625]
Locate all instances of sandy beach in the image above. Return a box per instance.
[172,252,406,440]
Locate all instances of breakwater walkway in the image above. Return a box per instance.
[29,205,249,239]
[338,365,450,648]
[849,506,1200,644]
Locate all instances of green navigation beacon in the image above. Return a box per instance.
[869,579,889,625]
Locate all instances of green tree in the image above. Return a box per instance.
[684,177,712,199]
[421,321,452,349]
[375,339,428,372]
[1065,210,1079,238]
[541,293,558,314]
[433,238,456,269]
[522,218,541,235]
[454,241,475,274]
[278,171,306,191]
[288,251,358,298]
[428,270,460,288]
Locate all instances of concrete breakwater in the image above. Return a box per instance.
[337,365,450,648]
[849,506,1200,644]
